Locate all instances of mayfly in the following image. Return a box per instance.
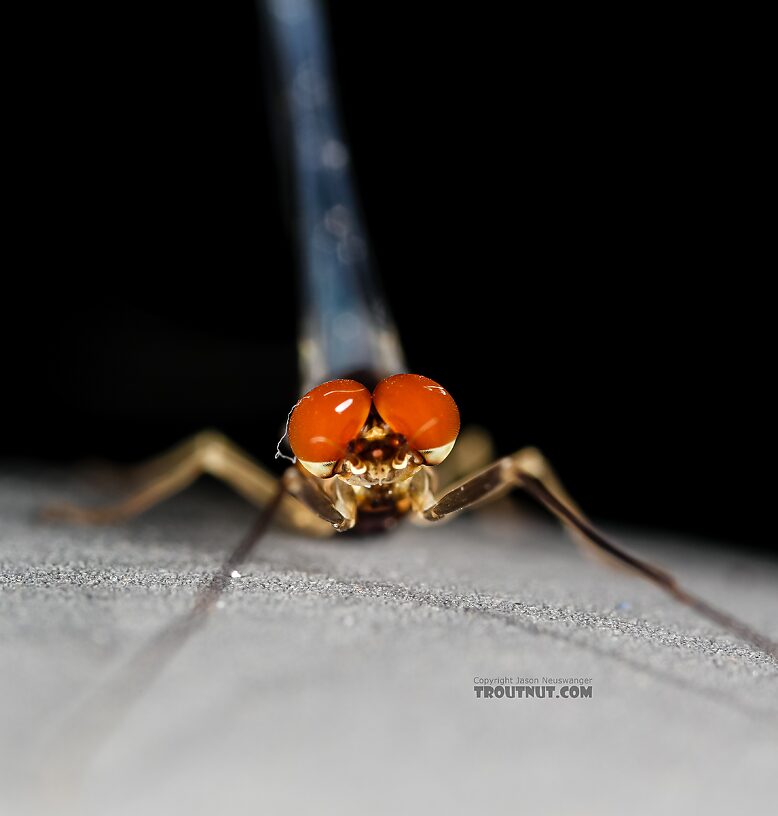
[45,0,776,660]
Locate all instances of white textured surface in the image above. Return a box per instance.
[1,466,777,815]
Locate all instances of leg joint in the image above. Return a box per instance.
[194,429,230,473]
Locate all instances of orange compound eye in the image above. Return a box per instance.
[288,379,372,477]
[373,373,460,464]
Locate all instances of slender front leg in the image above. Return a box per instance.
[282,467,357,532]
[42,430,331,536]
[421,447,778,658]
[433,426,495,489]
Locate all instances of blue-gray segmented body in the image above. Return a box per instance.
[261,0,406,393]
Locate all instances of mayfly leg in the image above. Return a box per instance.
[260,0,407,392]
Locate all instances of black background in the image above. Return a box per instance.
[4,3,773,549]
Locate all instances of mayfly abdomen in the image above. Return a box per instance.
[261,0,406,394]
